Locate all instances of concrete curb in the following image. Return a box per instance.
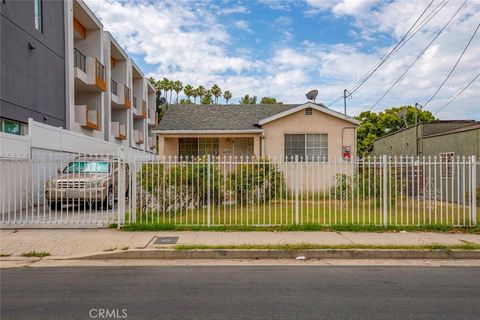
[68,249,480,260]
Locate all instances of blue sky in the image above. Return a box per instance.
[85,0,480,119]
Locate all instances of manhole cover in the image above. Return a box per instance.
[153,236,179,245]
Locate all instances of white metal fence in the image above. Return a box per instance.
[1,154,478,227]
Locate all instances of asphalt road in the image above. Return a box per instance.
[1,266,480,320]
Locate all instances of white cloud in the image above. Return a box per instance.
[234,20,253,33]
[220,6,250,15]
[85,0,480,119]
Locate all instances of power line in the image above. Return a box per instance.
[367,0,468,111]
[349,0,436,95]
[423,23,480,108]
[327,0,447,108]
[434,72,480,114]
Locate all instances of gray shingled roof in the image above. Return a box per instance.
[154,104,299,131]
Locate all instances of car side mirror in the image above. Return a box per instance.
[57,168,61,174]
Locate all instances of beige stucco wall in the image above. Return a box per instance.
[262,108,356,160]
[156,109,357,192]
[261,108,356,191]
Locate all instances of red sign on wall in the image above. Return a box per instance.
[343,146,352,160]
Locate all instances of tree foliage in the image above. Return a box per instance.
[355,105,436,156]
[201,91,213,104]
[260,97,278,104]
[239,94,257,104]
[223,90,232,104]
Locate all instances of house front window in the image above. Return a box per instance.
[233,138,254,157]
[179,137,219,158]
[284,134,328,161]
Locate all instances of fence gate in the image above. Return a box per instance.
[0,154,124,227]
[1,154,478,228]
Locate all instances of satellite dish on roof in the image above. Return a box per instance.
[305,90,318,102]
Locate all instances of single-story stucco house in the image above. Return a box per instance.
[153,102,359,162]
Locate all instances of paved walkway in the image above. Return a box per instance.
[1,229,479,258]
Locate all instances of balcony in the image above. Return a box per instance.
[73,48,106,92]
[148,109,158,126]
[75,105,98,130]
[148,136,155,149]
[95,59,106,91]
[111,122,126,140]
[111,79,118,96]
[133,97,137,109]
[74,48,86,72]
[142,100,147,118]
[124,85,131,108]
[133,130,144,144]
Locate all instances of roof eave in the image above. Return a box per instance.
[152,129,264,134]
[257,102,359,126]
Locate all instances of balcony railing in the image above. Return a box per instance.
[111,79,118,96]
[95,59,106,91]
[74,48,86,72]
[124,85,131,108]
[133,97,137,109]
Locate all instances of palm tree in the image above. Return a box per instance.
[173,80,183,104]
[196,86,206,104]
[184,84,194,102]
[210,84,222,104]
[239,94,257,104]
[168,80,174,105]
[201,90,213,104]
[159,77,170,102]
[223,90,232,104]
[192,88,199,104]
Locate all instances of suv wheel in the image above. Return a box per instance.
[103,186,114,209]
[50,202,61,211]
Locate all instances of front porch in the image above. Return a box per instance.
[158,134,263,158]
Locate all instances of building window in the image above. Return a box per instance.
[34,0,43,32]
[0,118,26,135]
[179,138,219,158]
[233,138,254,157]
[284,134,328,161]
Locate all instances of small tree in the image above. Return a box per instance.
[260,97,277,104]
[201,91,213,105]
[223,90,232,104]
[239,94,257,104]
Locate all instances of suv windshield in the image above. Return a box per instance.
[64,161,109,173]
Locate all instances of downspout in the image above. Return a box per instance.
[261,132,265,157]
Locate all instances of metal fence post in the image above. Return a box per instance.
[295,155,299,225]
[131,160,137,224]
[383,155,388,226]
[117,158,125,229]
[207,154,211,227]
[472,155,477,225]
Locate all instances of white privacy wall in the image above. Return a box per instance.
[0,119,156,214]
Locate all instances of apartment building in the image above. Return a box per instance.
[1,0,66,132]
[1,0,157,153]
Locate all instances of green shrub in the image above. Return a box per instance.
[138,156,223,213]
[229,159,285,204]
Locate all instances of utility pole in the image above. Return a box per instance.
[414,103,423,156]
[343,89,351,115]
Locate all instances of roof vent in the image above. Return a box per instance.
[305,108,313,116]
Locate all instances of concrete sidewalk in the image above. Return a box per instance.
[1,229,479,258]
